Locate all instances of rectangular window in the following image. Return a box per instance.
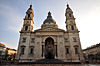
[31,38,35,43]
[66,48,69,54]
[65,46,70,54]
[22,37,26,43]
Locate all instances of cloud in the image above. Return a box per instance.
[0,4,23,33]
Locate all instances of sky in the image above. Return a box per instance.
[0,0,100,50]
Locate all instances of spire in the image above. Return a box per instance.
[29,4,32,10]
[67,4,69,8]
[48,11,51,16]
[66,4,72,10]
[47,11,52,18]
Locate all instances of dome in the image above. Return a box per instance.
[41,12,58,29]
[43,12,56,24]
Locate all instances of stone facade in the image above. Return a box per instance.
[16,4,84,62]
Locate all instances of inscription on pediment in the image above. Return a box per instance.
[35,28,65,32]
[43,28,56,31]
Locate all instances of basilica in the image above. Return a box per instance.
[16,4,84,62]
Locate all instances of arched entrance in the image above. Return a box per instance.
[45,37,55,59]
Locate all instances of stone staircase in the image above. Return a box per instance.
[35,59,64,64]
[18,59,81,64]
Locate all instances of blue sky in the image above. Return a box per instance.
[0,0,100,49]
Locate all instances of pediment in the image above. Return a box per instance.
[35,27,65,32]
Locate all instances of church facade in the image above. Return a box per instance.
[16,4,84,62]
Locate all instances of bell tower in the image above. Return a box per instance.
[65,4,84,62]
[65,4,78,32]
[21,5,34,32]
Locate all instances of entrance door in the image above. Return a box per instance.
[45,37,55,59]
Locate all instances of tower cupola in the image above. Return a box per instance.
[65,4,74,19]
[24,5,34,20]
[65,4,79,32]
[21,5,34,32]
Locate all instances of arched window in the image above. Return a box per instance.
[25,26,28,31]
[28,14,30,18]
[75,47,78,54]
[45,37,55,59]
[71,26,74,30]
[21,46,25,55]
[65,46,70,54]
[74,45,79,54]
[29,46,34,54]
[30,48,33,54]
[69,14,71,17]
[22,37,26,43]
